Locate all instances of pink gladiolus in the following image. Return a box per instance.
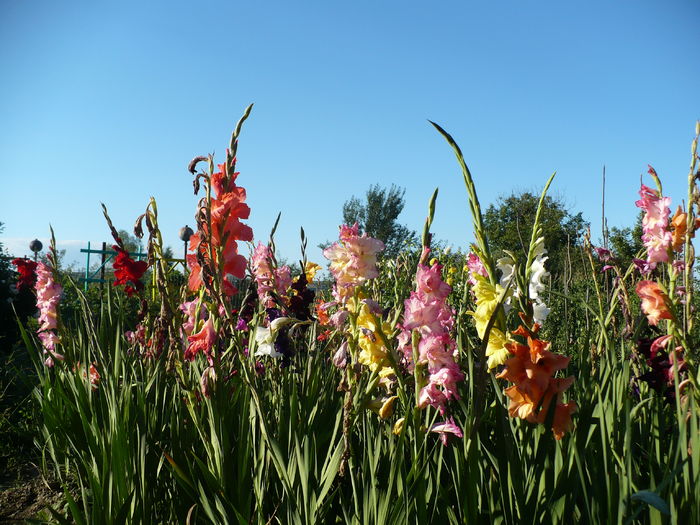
[251,242,292,307]
[635,181,672,267]
[35,263,62,331]
[466,252,488,286]
[35,262,63,366]
[180,299,206,337]
[323,223,384,303]
[415,264,451,303]
[430,417,463,446]
[399,261,464,419]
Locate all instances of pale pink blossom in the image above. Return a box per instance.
[323,223,384,303]
[34,262,63,365]
[415,264,451,303]
[635,182,672,266]
[330,309,349,328]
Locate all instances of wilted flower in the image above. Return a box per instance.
[332,341,348,368]
[200,366,217,399]
[430,417,464,446]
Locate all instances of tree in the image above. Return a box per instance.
[117,229,141,254]
[608,213,644,266]
[482,192,588,279]
[340,184,417,257]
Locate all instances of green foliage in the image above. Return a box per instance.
[608,213,645,266]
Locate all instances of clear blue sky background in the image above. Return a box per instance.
[1,0,698,270]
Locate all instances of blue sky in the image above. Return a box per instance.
[1,0,698,269]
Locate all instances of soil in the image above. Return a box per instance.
[0,463,65,523]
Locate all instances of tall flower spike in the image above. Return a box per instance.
[635,180,672,267]
[399,261,464,425]
[35,262,64,366]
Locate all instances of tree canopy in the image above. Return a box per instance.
[483,192,588,278]
[341,184,416,257]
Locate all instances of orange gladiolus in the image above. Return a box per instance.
[670,205,700,252]
[497,330,576,439]
[635,280,673,326]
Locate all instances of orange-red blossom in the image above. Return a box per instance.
[188,162,253,295]
[496,327,577,440]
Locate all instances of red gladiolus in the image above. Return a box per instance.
[12,258,38,290]
[112,246,148,296]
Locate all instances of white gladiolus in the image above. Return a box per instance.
[495,237,551,324]
[529,237,550,324]
[496,255,517,314]
[254,326,283,358]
